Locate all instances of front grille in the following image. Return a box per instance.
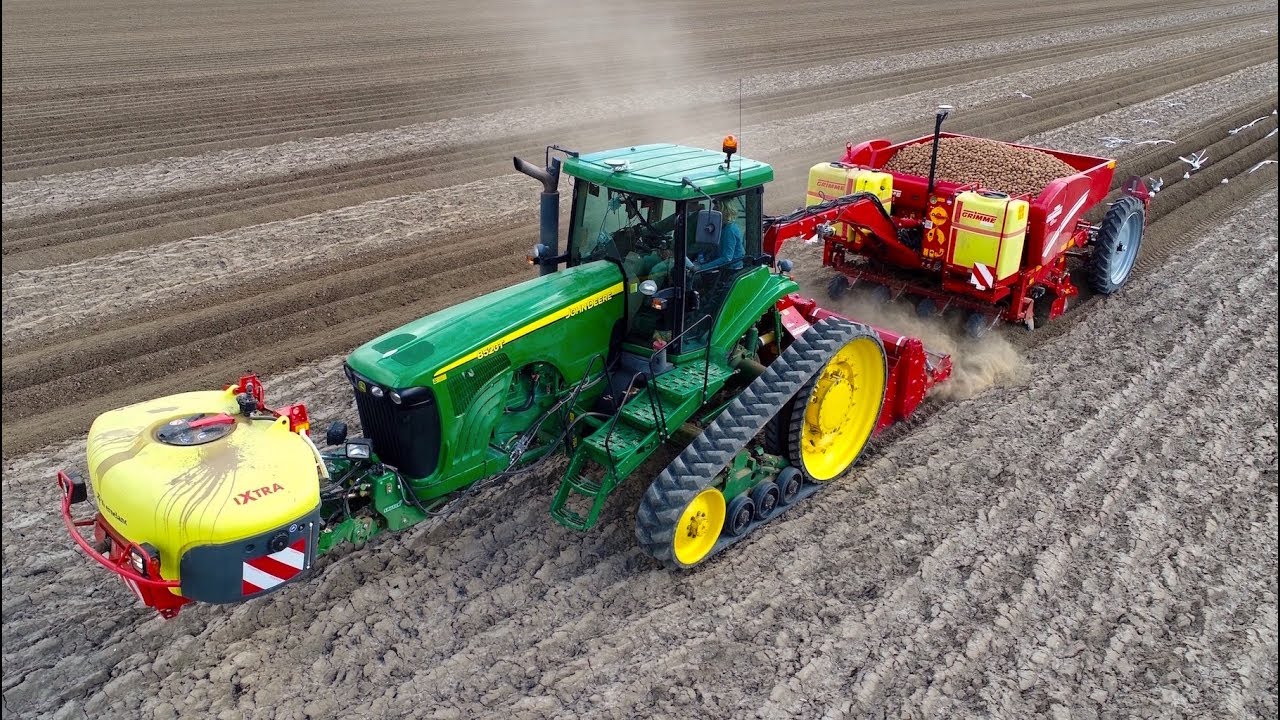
[347,366,442,479]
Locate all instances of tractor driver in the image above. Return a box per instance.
[690,198,745,272]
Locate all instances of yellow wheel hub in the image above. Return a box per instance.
[799,336,886,481]
[672,487,726,566]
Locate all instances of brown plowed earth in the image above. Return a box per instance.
[0,0,1256,176]
[2,16,1270,273]
[2,50,1276,457]
[1,183,1273,720]
[3,0,1278,715]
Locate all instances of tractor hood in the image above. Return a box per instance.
[346,260,626,391]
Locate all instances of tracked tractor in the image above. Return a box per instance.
[57,137,951,618]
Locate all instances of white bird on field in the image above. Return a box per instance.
[1178,149,1208,172]
[1229,116,1269,134]
[1015,91,1032,99]
[1248,160,1277,174]
[1135,139,1174,145]
[1149,177,1164,193]
[1099,136,1131,149]
[1134,118,1159,125]
[1266,128,1278,139]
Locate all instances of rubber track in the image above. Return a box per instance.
[634,317,872,568]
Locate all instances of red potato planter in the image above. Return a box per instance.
[799,111,1153,337]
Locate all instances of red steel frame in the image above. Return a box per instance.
[789,132,1151,328]
[776,293,952,433]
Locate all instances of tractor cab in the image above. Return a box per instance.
[557,141,772,358]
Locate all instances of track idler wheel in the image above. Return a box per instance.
[775,467,803,505]
[785,328,888,482]
[750,480,781,519]
[726,495,755,537]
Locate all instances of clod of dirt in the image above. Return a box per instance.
[883,137,1079,198]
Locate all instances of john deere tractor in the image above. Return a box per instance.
[58,138,950,618]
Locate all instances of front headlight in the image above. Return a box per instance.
[129,543,158,577]
[129,549,146,576]
[390,386,432,407]
[346,440,373,460]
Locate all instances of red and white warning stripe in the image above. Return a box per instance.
[969,263,995,290]
[242,538,306,595]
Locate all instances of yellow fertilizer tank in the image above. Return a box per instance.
[806,163,894,212]
[85,385,323,600]
[853,170,893,213]
[948,190,1029,280]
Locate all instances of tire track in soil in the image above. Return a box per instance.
[738,191,1277,717]
[2,50,1275,456]
[2,15,1266,267]
[904,263,1274,716]
[0,186,1273,719]
[6,46,1269,345]
[7,192,1273,720]
[2,0,1257,175]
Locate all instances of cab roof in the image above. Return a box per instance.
[561,143,773,201]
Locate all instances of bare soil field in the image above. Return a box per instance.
[2,0,1277,717]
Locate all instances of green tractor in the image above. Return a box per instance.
[57,137,951,618]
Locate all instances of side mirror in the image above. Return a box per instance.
[695,209,722,247]
[527,243,551,265]
[325,421,348,446]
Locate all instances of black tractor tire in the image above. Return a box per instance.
[1089,195,1145,295]
[826,274,851,300]
[965,311,994,339]
[635,317,868,569]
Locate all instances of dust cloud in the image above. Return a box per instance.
[824,293,1029,400]
[784,240,1029,401]
[501,0,736,149]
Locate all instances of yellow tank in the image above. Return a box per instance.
[85,386,323,587]
[853,170,893,214]
[949,190,1029,280]
[806,162,855,205]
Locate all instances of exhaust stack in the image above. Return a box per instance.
[926,105,952,199]
[514,151,565,276]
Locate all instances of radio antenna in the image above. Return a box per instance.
[737,77,743,188]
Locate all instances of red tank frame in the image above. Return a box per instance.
[777,132,1152,329]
